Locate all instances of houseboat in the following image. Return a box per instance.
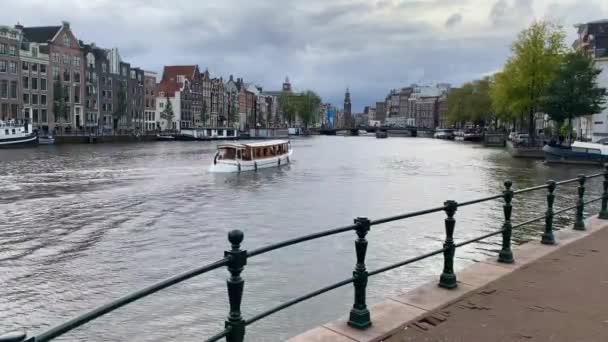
[209,140,292,173]
[543,141,608,165]
[0,120,38,147]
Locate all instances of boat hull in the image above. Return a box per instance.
[0,134,39,148]
[543,145,608,165]
[209,150,293,173]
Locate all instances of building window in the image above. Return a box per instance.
[63,34,70,47]
[63,85,69,103]
[23,76,29,89]
[33,108,39,123]
[0,43,5,54]
[31,78,38,90]
[22,61,28,71]
[40,64,46,74]
[41,94,47,105]
[53,66,60,81]
[32,94,38,105]
[102,63,107,73]
[41,78,47,91]
[0,60,6,72]
[74,71,80,83]
[23,93,29,104]
[121,66,127,77]
[0,80,7,98]
[9,45,16,56]
[107,103,112,112]
[63,55,69,64]
[9,81,17,99]
[130,70,136,79]
[101,90,106,98]
[107,90,112,99]
[63,70,70,82]
[41,109,47,123]
[31,63,38,73]
[160,102,164,108]
[32,47,38,57]
[74,86,80,103]
[52,53,59,63]
[9,61,17,73]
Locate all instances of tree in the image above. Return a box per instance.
[279,92,296,126]
[490,21,566,140]
[298,90,322,129]
[53,81,68,132]
[446,78,493,127]
[160,95,175,131]
[541,50,607,139]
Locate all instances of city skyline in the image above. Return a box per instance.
[1,0,607,111]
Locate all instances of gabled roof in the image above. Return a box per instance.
[22,26,62,43]
[162,65,198,82]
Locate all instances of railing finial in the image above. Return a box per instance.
[348,217,372,329]
[542,180,557,245]
[498,180,515,263]
[574,175,587,230]
[439,200,458,289]
[225,230,247,342]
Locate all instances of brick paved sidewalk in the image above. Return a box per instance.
[389,225,608,342]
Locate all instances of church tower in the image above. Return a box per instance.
[282,76,292,92]
[344,88,352,127]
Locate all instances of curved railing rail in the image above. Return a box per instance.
[2,167,608,342]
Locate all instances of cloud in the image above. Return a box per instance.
[445,13,463,27]
[0,0,605,111]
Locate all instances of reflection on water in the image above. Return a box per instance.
[0,137,603,341]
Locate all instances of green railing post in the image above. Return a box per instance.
[439,200,458,289]
[541,180,557,245]
[599,165,608,219]
[225,230,247,342]
[574,175,587,231]
[348,217,372,329]
[498,180,514,263]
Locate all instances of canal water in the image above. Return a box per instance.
[0,136,604,341]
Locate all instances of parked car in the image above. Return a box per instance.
[514,133,530,145]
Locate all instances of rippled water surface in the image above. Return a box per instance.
[0,136,603,341]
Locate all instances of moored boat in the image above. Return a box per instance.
[0,120,38,148]
[433,129,455,140]
[209,140,292,173]
[156,133,175,141]
[463,129,483,142]
[375,131,388,139]
[543,141,608,165]
[38,135,55,145]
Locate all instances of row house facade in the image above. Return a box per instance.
[20,40,50,132]
[143,71,157,132]
[160,65,201,129]
[21,22,85,133]
[0,25,22,122]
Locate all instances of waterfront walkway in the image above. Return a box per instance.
[390,220,608,342]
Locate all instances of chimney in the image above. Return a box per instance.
[62,21,70,29]
[229,75,233,81]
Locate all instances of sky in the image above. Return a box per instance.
[2,0,607,112]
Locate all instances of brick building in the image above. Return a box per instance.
[20,37,51,133]
[143,71,157,132]
[0,25,22,122]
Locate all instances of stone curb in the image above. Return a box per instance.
[287,216,608,342]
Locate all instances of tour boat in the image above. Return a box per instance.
[209,140,292,173]
[543,141,608,165]
[156,133,175,141]
[0,120,38,148]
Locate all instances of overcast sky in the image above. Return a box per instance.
[2,0,607,111]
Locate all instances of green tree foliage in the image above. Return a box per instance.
[490,21,566,138]
[279,92,296,125]
[541,50,607,128]
[160,95,175,131]
[298,90,322,128]
[446,78,493,126]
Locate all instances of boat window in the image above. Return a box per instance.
[242,148,252,161]
[588,148,601,155]
[5,129,8,135]
[572,147,587,153]
[218,148,236,160]
[12,129,15,134]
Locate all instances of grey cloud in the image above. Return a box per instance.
[490,0,533,27]
[445,13,463,27]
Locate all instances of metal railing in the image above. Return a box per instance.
[3,167,608,342]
